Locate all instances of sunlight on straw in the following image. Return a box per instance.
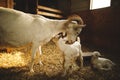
[0,52,27,68]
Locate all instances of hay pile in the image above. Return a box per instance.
[0,52,27,68]
[0,40,65,76]
[36,41,64,76]
[0,40,119,80]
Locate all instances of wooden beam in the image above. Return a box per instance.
[38,5,62,14]
[37,11,63,18]
[82,52,93,57]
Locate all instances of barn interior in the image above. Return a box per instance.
[0,0,120,80]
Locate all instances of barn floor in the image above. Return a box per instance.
[0,40,120,80]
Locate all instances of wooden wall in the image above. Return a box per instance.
[14,0,69,18]
[71,0,89,12]
[67,0,120,52]
[14,0,37,13]
[72,7,120,52]
[0,0,14,8]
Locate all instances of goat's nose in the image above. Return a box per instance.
[65,40,74,44]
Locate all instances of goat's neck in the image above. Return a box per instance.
[56,38,68,51]
[38,19,67,45]
[50,20,67,34]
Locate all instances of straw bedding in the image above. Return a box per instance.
[0,40,119,80]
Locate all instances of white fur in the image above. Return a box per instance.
[0,7,85,72]
[91,51,115,71]
[53,36,83,76]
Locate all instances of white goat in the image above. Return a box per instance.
[0,7,85,72]
[52,33,83,76]
[91,51,115,71]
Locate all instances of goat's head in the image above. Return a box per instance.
[92,51,101,58]
[64,15,86,44]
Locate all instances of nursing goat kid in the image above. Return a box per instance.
[53,33,83,76]
[0,7,86,72]
[91,51,115,71]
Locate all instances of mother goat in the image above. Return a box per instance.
[0,7,85,72]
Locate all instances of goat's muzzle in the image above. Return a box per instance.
[65,40,75,44]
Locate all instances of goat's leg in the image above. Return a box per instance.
[38,46,43,65]
[79,50,83,68]
[62,56,71,76]
[29,43,39,73]
[80,55,83,68]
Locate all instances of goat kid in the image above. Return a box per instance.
[91,51,116,71]
[0,7,85,72]
[52,33,83,76]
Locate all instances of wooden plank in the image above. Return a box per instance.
[0,0,14,8]
[82,52,93,57]
[38,5,62,14]
[37,11,63,18]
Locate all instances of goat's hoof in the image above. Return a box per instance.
[30,69,34,73]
